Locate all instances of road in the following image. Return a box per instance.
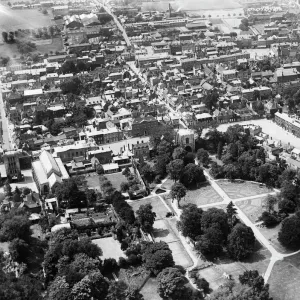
[0,82,12,151]
[93,0,131,47]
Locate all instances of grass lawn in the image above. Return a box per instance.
[153,218,193,268]
[216,179,272,199]
[182,182,223,207]
[258,223,294,254]
[140,277,161,300]
[268,252,300,300]
[198,244,271,291]
[129,196,170,220]
[35,37,63,54]
[92,237,125,260]
[235,196,267,223]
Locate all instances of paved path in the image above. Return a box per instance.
[160,170,300,284]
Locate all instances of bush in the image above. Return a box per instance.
[260,211,280,227]
[118,257,127,268]
[196,278,209,293]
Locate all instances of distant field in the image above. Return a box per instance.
[0,5,53,31]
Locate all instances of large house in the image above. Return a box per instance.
[32,150,70,194]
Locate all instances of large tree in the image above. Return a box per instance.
[201,207,229,240]
[157,267,191,300]
[227,223,256,260]
[180,163,206,188]
[8,238,29,262]
[196,148,210,167]
[167,159,184,182]
[170,182,186,207]
[278,215,300,249]
[136,204,156,234]
[226,201,237,229]
[195,227,223,257]
[142,241,174,275]
[177,204,203,240]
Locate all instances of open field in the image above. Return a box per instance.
[182,182,223,207]
[92,237,125,260]
[129,196,169,220]
[140,277,161,300]
[35,37,63,54]
[268,253,300,300]
[235,196,267,223]
[198,244,271,290]
[216,179,272,200]
[0,5,53,31]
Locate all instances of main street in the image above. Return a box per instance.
[0,82,12,151]
[93,0,131,47]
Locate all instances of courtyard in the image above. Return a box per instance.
[216,179,272,200]
[92,237,125,260]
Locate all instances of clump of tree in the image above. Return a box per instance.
[136,204,156,233]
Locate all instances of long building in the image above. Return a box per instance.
[274,112,300,138]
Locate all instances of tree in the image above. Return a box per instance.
[142,241,174,275]
[122,167,131,177]
[3,182,12,197]
[136,204,156,234]
[0,215,31,242]
[223,163,240,181]
[226,201,237,228]
[9,238,29,262]
[196,278,209,293]
[280,181,298,203]
[157,267,191,300]
[126,288,144,300]
[196,148,210,167]
[195,227,223,257]
[77,61,87,72]
[120,182,130,193]
[60,77,83,95]
[170,182,186,207]
[42,8,48,14]
[172,147,186,160]
[263,194,278,213]
[177,204,203,240]
[96,164,104,175]
[140,163,154,183]
[180,163,206,188]
[278,215,300,249]
[167,159,184,182]
[227,223,256,260]
[279,198,296,213]
[61,61,77,74]
[106,281,128,300]
[46,276,70,300]
[201,207,229,240]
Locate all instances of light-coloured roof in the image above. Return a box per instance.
[48,172,62,188]
[51,223,71,232]
[24,89,43,96]
[39,150,61,178]
[103,163,119,171]
[54,157,69,180]
[32,160,48,185]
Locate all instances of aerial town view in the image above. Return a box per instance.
[2,0,300,298]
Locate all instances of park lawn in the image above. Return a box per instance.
[0,6,54,31]
[129,196,170,220]
[258,223,294,255]
[140,277,161,300]
[182,182,223,207]
[161,178,173,190]
[105,171,130,191]
[216,179,272,199]
[35,37,63,54]
[235,196,267,223]
[268,253,300,300]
